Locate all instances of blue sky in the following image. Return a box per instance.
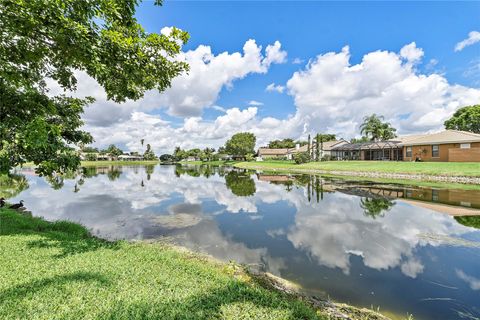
[137,1,479,116]
[81,1,480,152]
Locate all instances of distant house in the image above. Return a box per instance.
[257,140,348,161]
[185,156,198,162]
[331,130,480,162]
[118,154,144,161]
[79,153,113,161]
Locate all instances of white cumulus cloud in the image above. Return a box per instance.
[455,31,480,52]
[266,83,285,93]
[286,44,480,138]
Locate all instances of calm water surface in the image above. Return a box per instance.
[8,164,480,320]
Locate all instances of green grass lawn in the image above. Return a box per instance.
[236,161,480,177]
[0,208,326,320]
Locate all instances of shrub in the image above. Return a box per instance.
[85,153,97,161]
[293,152,310,164]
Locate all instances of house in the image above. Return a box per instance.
[257,140,348,161]
[331,130,480,162]
[257,148,291,159]
[398,130,480,162]
[79,152,113,161]
[118,154,144,161]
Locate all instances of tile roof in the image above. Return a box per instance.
[397,130,480,146]
[258,148,290,156]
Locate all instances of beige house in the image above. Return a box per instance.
[257,140,348,161]
[398,130,480,162]
[331,130,480,162]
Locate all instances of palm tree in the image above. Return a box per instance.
[360,197,395,219]
[360,114,397,141]
[140,139,145,147]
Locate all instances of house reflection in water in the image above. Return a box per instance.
[255,173,480,216]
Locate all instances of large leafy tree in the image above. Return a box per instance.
[360,114,397,141]
[268,138,295,149]
[0,0,189,176]
[104,144,123,157]
[225,132,256,156]
[444,105,480,134]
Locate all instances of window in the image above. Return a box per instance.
[432,190,439,202]
[406,146,412,158]
[432,145,439,157]
[460,143,471,149]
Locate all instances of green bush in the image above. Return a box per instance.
[293,152,311,164]
[85,153,97,161]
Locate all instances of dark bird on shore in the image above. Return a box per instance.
[9,200,24,210]
[0,198,5,207]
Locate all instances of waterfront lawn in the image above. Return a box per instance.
[236,161,480,177]
[0,208,324,320]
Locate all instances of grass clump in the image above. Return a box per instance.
[0,208,325,320]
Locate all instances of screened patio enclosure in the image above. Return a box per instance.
[331,141,403,161]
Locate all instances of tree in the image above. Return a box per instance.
[81,146,99,153]
[307,134,311,157]
[444,105,480,134]
[268,138,295,149]
[203,147,215,161]
[350,136,370,144]
[225,132,256,157]
[360,114,397,141]
[173,147,187,161]
[105,144,123,157]
[160,154,174,162]
[0,0,189,176]
[143,144,157,160]
[315,134,320,161]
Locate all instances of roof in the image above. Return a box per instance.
[332,140,402,151]
[320,140,348,151]
[288,144,309,153]
[258,148,289,156]
[398,130,480,146]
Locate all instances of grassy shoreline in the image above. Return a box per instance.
[0,208,393,319]
[234,161,480,185]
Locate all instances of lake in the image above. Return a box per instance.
[6,164,480,320]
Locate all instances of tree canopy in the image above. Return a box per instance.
[0,0,189,175]
[225,132,256,156]
[359,114,397,141]
[143,144,157,160]
[444,105,480,134]
[104,144,123,157]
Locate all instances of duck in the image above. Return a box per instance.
[9,200,24,210]
[0,198,5,207]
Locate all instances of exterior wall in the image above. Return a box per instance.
[449,148,480,162]
[403,142,480,162]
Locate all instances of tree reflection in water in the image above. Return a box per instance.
[360,197,395,219]
[225,171,256,197]
[0,174,29,199]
